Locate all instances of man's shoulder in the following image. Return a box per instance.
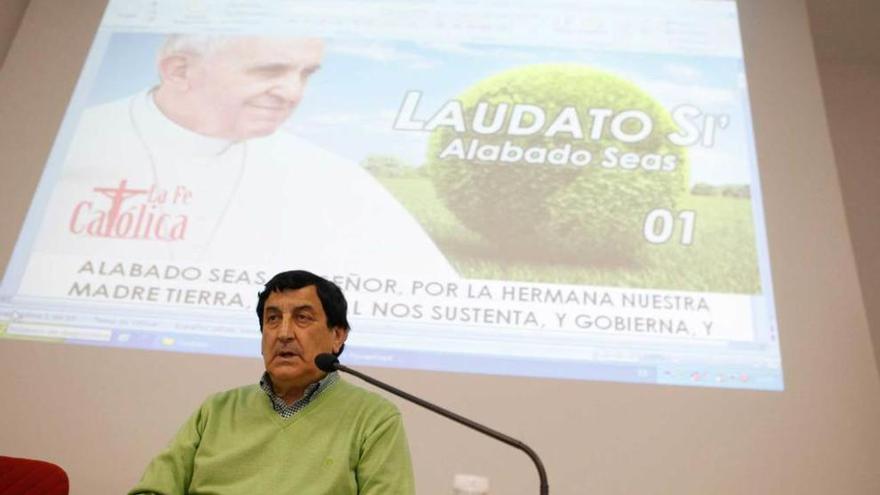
[65,93,143,162]
[248,129,366,174]
[250,128,327,154]
[199,383,263,411]
[78,92,139,125]
[327,378,402,419]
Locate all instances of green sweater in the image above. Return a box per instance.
[129,379,415,495]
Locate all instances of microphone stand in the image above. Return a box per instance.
[326,358,549,495]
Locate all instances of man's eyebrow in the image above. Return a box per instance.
[246,62,322,74]
[293,304,316,313]
[264,303,315,312]
[246,63,292,73]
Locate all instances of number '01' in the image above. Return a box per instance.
[643,209,696,245]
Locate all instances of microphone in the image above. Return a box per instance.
[315,353,549,495]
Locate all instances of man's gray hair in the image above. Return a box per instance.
[158,34,235,61]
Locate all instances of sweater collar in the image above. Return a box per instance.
[259,371,339,419]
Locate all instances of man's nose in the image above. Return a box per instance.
[277,316,296,341]
[268,74,305,103]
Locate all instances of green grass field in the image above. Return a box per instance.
[377,175,761,293]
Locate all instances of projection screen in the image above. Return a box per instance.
[0,0,783,390]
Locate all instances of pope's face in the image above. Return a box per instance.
[261,286,347,390]
[183,37,324,140]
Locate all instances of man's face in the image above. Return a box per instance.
[181,37,324,140]
[261,286,347,390]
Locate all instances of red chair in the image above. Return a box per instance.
[0,456,69,495]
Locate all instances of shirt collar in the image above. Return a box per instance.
[259,371,339,418]
[132,89,237,158]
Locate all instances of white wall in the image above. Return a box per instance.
[1,0,879,493]
[805,0,880,371]
[814,61,880,372]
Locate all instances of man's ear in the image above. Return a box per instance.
[157,54,195,91]
[331,327,349,354]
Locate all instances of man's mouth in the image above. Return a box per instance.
[249,103,291,112]
[276,350,299,359]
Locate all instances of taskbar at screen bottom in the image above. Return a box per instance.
[0,323,784,391]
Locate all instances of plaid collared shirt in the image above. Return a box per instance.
[259,371,339,419]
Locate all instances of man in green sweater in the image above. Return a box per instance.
[130,270,416,494]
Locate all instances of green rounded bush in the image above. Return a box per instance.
[426,64,689,264]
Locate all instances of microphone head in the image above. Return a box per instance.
[315,353,340,372]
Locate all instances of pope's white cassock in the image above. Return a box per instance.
[19,91,458,300]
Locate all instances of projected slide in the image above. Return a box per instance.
[0,0,782,390]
